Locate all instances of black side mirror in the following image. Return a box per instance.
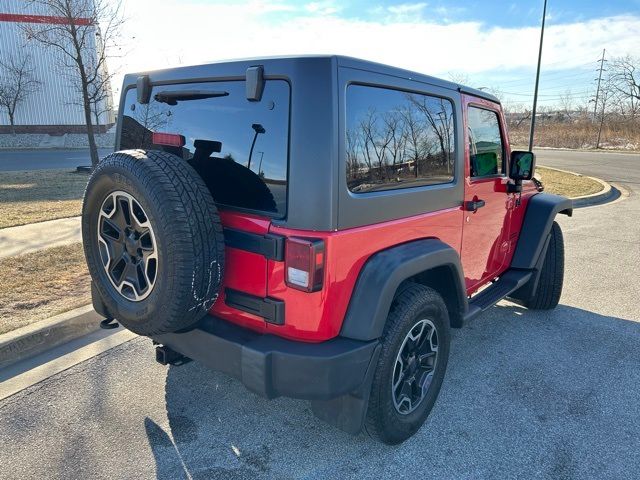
[509,150,536,181]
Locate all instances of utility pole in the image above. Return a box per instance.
[528,0,547,151]
[593,48,606,120]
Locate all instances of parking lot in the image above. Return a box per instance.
[1,150,639,479]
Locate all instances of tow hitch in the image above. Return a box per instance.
[99,317,119,329]
[155,345,191,366]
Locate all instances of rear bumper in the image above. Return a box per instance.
[152,315,379,401]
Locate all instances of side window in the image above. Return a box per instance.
[346,85,455,193]
[467,106,504,177]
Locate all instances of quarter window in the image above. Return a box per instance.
[346,85,456,193]
[467,106,504,177]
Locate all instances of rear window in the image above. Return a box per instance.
[119,80,290,217]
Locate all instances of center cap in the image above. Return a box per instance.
[125,234,138,256]
[408,355,417,374]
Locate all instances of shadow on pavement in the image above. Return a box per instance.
[147,303,640,479]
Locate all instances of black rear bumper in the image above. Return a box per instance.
[152,315,379,401]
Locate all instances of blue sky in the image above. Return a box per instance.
[333,0,637,25]
[117,0,640,110]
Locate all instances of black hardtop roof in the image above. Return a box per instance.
[123,54,500,104]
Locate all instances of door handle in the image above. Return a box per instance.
[464,199,486,211]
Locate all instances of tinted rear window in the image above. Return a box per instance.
[119,80,290,217]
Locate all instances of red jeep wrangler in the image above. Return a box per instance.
[82,56,572,444]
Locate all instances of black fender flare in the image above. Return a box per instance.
[511,192,572,270]
[340,239,467,342]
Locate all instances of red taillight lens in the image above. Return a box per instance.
[152,132,185,147]
[285,237,324,292]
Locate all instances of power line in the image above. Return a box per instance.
[499,90,592,97]
[495,64,595,86]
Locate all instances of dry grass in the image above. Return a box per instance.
[509,118,640,151]
[536,166,604,198]
[0,243,90,334]
[0,169,89,229]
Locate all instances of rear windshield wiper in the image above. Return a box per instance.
[154,90,229,105]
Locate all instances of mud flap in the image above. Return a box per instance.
[310,344,381,435]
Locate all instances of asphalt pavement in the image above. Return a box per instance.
[0,149,638,479]
[532,148,640,189]
[0,148,113,171]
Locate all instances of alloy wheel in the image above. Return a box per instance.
[391,318,439,415]
[97,191,158,301]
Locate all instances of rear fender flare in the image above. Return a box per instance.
[340,239,467,342]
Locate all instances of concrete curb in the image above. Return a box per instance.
[0,305,101,370]
[538,166,619,208]
[515,146,640,155]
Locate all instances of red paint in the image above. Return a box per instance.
[460,94,514,292]
[0,13,92,25]
[208,207,462,342]
[206,93,539,343]
[458,94,538,294]
[208,211,271,333]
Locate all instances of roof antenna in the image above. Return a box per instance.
[528,0,547,151]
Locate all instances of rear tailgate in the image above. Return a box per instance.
[209,211,274,333]
[117,77,291,333]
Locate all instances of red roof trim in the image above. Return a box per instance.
[0,13,92,25]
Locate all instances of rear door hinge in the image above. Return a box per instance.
[223,228,285,261]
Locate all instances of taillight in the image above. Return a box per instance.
[152,132,185,147]
[285,237,324,292]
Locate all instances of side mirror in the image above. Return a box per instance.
[509,150,536,181]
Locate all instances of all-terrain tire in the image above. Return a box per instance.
[82,150,225,336]
[365,284,450,445]
[524,221,564,310]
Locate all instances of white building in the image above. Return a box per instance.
[0,0,114,133]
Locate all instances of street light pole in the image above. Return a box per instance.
[528,0,547,152]
[247,123,265,170]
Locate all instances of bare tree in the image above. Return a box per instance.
[383,111,405,168]
[90,81,111,127]
[610,56,640,120]
[22,0,123,167]
[361,109,393,178]
[345,128,362,180]
[447,71,471,85]
[409,95,453,171]
[0,55,41,134]
[559,89,574,119]
[399,104,424,177]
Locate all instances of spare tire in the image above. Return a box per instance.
[82,150,225,336]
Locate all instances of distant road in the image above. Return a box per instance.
[534,148,639,190]
[0,148,113,171]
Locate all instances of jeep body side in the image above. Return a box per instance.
[86,55,571,443]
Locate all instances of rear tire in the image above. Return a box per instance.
[365,284,450,445]
[524,221,564,310]
[82,150,225,336]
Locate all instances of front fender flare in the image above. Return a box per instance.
[511,192,572,270]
